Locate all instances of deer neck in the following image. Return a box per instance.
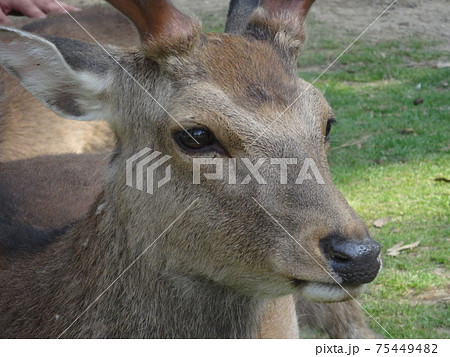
[55,192,265,338]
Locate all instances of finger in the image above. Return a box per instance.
[0,10,11,24]
[13,0,46,19]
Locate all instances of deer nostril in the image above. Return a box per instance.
[330,250,351,263]
[320,234,381,285]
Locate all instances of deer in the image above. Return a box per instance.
[0,2,378,339]
[0,0,382,338]
[0,154,378,339]
[0,4,135,162]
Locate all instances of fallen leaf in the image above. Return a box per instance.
[373,216,392,228]
[398,128,416,135]
[387,241,404,254]
[434,176,450,183]
[387,240,421,256]
[413,98,424,105]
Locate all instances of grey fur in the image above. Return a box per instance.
[225,0,259,34]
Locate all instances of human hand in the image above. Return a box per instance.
[0,0,80,24]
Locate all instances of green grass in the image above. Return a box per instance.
[202,13,449,338]
[201,13,226,33]
[300,19,449,339]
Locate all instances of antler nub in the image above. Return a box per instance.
[107,0,198,43]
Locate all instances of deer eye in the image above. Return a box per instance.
[325,118,336,139]
[175,128,216,151]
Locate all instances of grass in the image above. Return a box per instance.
[299,18,450,338]
[201,14,449,338]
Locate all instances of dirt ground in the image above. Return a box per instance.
[63,0,449,44]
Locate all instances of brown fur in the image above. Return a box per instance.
[0,0,381,338]
[0,70,113,162]
[19,5,138,45]
[297,299,381,338]
[257,295,299,338]
[0,154,106,228]
[0,5,136,162]
[0,153,376,338]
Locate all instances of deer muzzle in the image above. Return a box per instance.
[320,234,381,285]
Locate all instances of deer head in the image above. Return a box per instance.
[0,0,380,302]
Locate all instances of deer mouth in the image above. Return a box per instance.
[291,279,367,302]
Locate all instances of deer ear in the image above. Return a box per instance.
[245,0,315,65]
[0,27,114,121]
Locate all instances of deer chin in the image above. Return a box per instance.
[294,280,367,303]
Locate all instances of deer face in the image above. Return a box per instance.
[0,0,380,302]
